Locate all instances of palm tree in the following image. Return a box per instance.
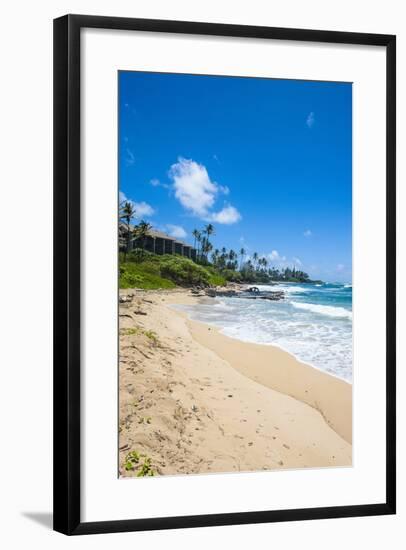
[192,229,201,254]
[219,247,227,269]
[212,248,220,266]
[253,252,259,270]
[198,236,210,263]
[200,224,215,263]
[227,249,237,270]
[200,236,207,262]
[196,232,204,261]
[259,257,268,270]
[119,201,137,259]
[133,220,152,250]
[239,247,245,270]
[204,223,215,238]
[205,241,213,258]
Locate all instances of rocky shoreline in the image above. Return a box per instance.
[120,283,286,304]
[194,284,285,301]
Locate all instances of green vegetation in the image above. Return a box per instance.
[122,327,140,336]
[143,330,159,345]
[119,199,152,261]
[158,255,211,286]
[121,326,160,346]
[119,261,176,290]
[137,456,154,477]
[119,252,216,289]
[119,246,315,289]
[119,201,137,260]
[191,223,314,284]
[118,209,319,288]
[124,450,155,476]
[205,267,227,287]
[124,450,141,469]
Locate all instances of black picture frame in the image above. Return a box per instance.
[53,14,396,535]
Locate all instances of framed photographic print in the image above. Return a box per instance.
[53,15,396,535]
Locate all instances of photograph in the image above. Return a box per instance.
[118,71,353,478]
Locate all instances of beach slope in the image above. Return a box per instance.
[119,290,352,477]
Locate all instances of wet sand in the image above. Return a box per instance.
[119,289,352,477]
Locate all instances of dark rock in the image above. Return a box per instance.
[119,294,133,304]
[205,287,285,301]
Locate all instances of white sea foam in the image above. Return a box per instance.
[173,284,353,381]
[220,322,351,381]
[212,300,235,312]
[255,284,311,294]
[291,301,352,320]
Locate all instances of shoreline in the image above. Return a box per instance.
[174,300,351,386]
[170,298,352,444]
[119,289,352,477]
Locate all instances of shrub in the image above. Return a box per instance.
[221,269,243,283]
[119,262,175,290]
[207,273,226,286]
[119,255,229,288]
[124,450,155,476]
[126,248,155,264]
[158,255,210,286]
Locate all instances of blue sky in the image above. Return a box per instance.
[119,71,352,282]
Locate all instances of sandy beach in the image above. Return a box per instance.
[119,289,352,477]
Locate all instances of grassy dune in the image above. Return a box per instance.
[119,253,226,290]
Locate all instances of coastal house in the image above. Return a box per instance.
[119,223,197,261]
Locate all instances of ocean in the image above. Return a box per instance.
[174,282,353,382]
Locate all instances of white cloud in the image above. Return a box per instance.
[125,148,135,166]
[134,201,155,218]
[306,111,315,128]
[268,250,286,262]
[303,229,312,237]
[293,257,302,266]
[150,178,170,189]
[166,224,187,239]
[168,157,241,224]
[209,205,241,225]
[119,192,155,218]
[169,157,217,217]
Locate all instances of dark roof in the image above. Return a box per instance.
[148,228,191,247]
[119,222,193,248]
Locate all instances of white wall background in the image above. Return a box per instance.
[0,0,404,548]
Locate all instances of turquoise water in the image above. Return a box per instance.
[175,282,353,381]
